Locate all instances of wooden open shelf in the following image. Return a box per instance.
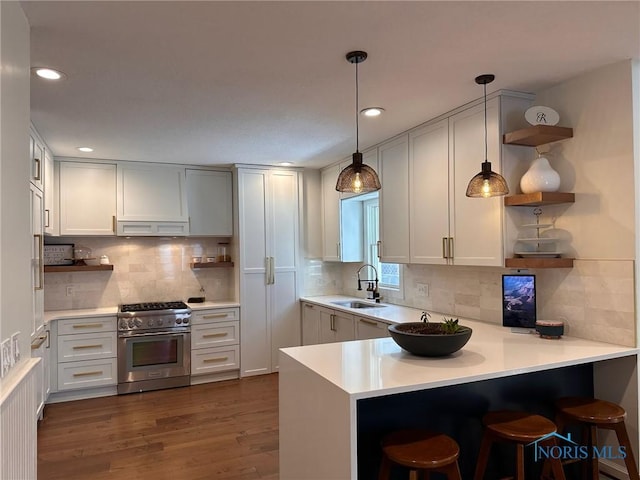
[190,261,234,269]
[504,192,575,206]
[503,125,573,146]
[505,257,574,269]
[44,264,114,273]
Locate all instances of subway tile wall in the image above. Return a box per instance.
[44,237,234,310]
[305,259,635,347]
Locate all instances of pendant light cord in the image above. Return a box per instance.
[355,59,359,153]
[483,82,488,162]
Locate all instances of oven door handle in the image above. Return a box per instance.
[119,330,190,338]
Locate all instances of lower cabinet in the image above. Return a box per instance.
[49,316,118,402]
[31,329,50,420]
[190,307,240,384]
[301,302,356,345]
[355,316,391,340]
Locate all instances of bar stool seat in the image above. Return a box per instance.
[378,429,462,480]
[555,397,639,480]
[474,410,566,480]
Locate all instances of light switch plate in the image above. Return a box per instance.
[416,283,429,297]
[10,332,20,365]
[1,339,11,378]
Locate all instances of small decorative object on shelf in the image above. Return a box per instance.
[514,208,560,258]
[520,150,561,194]
[524,106,560,126]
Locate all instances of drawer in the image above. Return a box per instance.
[193,321,239,348]
[57,317,116,335]
[191,345,239,375]
[355,316,391,340]
[57,358,117,391]
[57,331,117,362]
[191,308,239,325]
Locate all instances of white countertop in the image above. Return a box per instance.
[44,300,240,323]
[289,295,638,400]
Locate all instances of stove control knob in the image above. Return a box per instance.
[128,319,134,328]
[119,319,127,329]
[157,319,164,326]
[176,318,182,324]
[183,317,189,324]
[134,319,143,328]
[148,319,154,327]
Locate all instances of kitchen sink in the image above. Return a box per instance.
[331,301,386,309]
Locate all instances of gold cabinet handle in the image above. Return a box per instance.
[112,215,116,233]
[304,304,314,309]
[72,344,102,350]
[203,356,229,363]
[377,240,382,260]
[442,237,448,259]
[359,318,378,326]
[34,157,41,181]
[72,323,103,329]
[449,237,454,260]
[34,234,44,290]
[202,332,228,338]
[202,313,228,319]
[73,371,103,377]
[45,209,50,228]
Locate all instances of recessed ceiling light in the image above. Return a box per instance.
[360,107,385,117]
[77,147,94,153]
[278,162,293,166]
[32,67,65,80]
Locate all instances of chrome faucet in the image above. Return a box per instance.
[356,264,381,303]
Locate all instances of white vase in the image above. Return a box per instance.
[519,155,561,194]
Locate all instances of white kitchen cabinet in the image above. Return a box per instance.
[29,129,45,191]
[379,135,410,264]
[301,302,331,345]
[31,330,50,419]
[321,148,377,262]
[116,162,189,235]
[49,317,118,395]
[186,169,233,236]
[319,309,354,344]
[30,183,44,339]
[237,168,300,376]
[355,316,390,340]
[59,161,117,236]
[191,308,240,382]
[43,149,58,236]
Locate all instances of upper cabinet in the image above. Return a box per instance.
[59,161,117,236]
[116,163,189,236]
[379,135,410,264]
[186,169,233,236]
[43,149,58,236]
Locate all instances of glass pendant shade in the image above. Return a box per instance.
[465,160,509,198]
[335,152,381,194]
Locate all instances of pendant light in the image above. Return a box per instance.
[335,50,382,194]
[465,74,509,198]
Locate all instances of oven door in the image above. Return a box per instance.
[118,330,191,384]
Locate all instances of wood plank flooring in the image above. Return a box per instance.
[37,374,279,480]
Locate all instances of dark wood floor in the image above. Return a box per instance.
[37,374,279,480]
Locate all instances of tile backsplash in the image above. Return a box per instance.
[304,259,636,347]
[44,237,235,310]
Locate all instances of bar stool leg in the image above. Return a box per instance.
[546,438,567,480]
[473,432,493,480]
[441,462,462,480]
[588,425,599,480]
[612,422,640,480]
[516,443,525,480]
[378,454,392,480]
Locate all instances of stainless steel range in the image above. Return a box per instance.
[117,301,191,394]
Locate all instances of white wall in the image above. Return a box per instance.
[1,2,31,373]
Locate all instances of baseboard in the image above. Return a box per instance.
[600,459,630,480]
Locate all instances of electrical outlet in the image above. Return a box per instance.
[10,332,20,365]
[66,285,74,296]
[1,339,11,378]
[416,283,429,297]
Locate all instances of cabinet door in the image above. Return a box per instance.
[117,163,188,222]
[43,151,58,236]
[379,135,410,263]
[449,98,503,266]
[409,120,450,265]
[301,303,321,345]
[59,162,117,235]
[333,311,355,343]
[355,317,390,340]
[30,184,44,339]
[321,165,341,261]
[318,309,338,343]
[186,169,233,236]
[30,134,44,191]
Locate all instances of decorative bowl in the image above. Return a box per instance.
[388,322,472,357]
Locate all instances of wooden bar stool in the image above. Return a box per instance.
[378,429,462,480]
[473,410,566,480]
[555,397,639,480]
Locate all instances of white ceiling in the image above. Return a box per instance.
[22,1,640,169]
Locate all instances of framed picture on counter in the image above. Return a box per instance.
[44,244,74,266]
[502,274,536,329]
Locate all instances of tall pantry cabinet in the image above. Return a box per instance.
[236,167,301,377]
